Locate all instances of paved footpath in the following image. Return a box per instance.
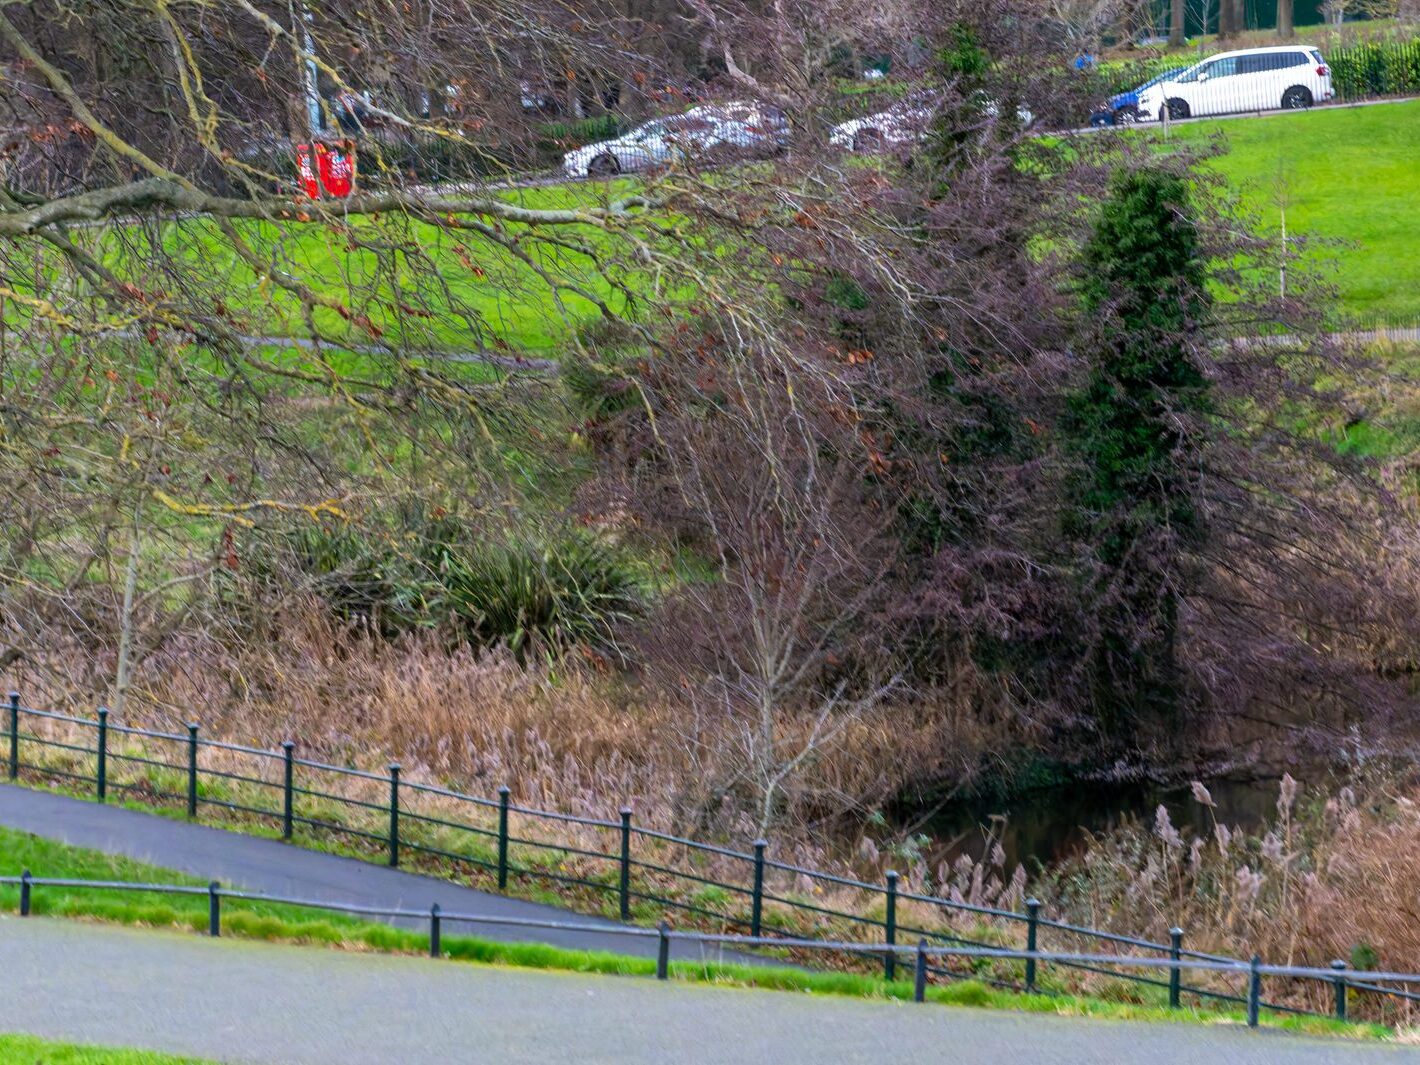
[0,783,753,964]
[3,918,1415,1065]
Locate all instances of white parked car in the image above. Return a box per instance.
[830,95,936,152]
[562,102,785,179]
[1136,46,1333,122]
[830,93,1033,153]
[685,100,789,152]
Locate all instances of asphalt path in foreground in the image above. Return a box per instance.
[3,919,1416,1065]
[0,783,760,965]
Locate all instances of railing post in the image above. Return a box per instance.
[1247,954,1262,1028]
[1331,959,1348,1021]
[656,920,670,979]
[1168,927,1184,1009]
[496,785,510,891]
[281,741,295,840]
[619,806,633,921]
[1025,897,1041,994]
[913,937,928,1003]
[883,870,899,981]
[186,723,199,818]
[750,839,767,938]
[7,692,18,779]
[430,903,442,958]
[19,869,31,916]
[386,762,401,867]
[95,707,108,802]
[208,881,221,937]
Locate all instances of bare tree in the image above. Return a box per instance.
[0,0,692,707]
[1039,0,1151,51]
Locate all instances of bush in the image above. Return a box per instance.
[562,358,645,422]
[281,521,431,636]
[242,513,640,658]
[432,531,640,659]
[536,114,621,151]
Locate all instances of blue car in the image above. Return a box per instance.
[1090,67,1188,126]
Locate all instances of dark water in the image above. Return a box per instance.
[925,776,1287,872]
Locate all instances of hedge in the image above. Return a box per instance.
[1327,38,1420,100]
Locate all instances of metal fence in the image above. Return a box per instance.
[5,871,1418,1028]
[3,692,1417,1022]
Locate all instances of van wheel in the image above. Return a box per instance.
[1281,86,1313,110]
[1162,98,1190,121]
[587,153,620,177]
[852,128,886,153]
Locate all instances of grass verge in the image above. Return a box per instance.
[0,1034,217,1065]
[0,824,1389,1040]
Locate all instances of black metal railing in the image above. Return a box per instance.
[1,692,1413,1021]
[5,870,1417,1027]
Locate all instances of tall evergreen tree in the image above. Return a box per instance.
[1068,168,1211,741]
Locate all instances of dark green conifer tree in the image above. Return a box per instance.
[1068,168,1211,740]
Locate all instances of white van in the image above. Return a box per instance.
[1136,46,1333,122]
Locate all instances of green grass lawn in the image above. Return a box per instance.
[98,178,650,359]
[0,1035,215,1065]
[1174,100,1420,325]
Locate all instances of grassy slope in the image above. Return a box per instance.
[0,822,1386,1039]
[1178,100,1420,325]
[0,1035,215,1065]
[77,107,1415,368]
[115,179,645,358]
[230,104,1420,354]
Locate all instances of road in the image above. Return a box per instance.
[2,919,1413,1065]
[0,783,756,965]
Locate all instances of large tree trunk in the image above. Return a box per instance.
[1170,0,1186,45]
[1278,0,1294,37]
[1218,0,1241,38]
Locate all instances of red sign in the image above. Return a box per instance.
[295,141,356,199]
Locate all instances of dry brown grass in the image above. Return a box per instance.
[1029,774,1420,1021]
[17,609,1420,1019]
[21,599,1420,1018]
[2,601,967,848]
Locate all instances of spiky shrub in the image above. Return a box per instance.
[433,532,640,660]
[562,359,645,423]
[282,521,434,637]
[241,515,638,659]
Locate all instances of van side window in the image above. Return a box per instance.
[1208,58,1239,78]
[1237,55,1264,75]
